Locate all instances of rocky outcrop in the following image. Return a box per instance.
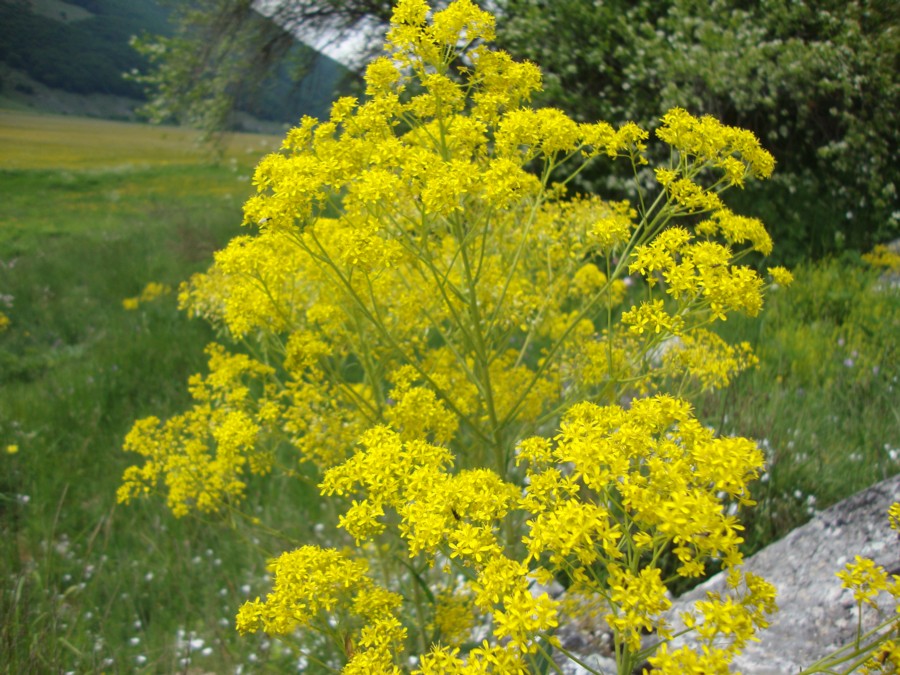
[555,473,900,674]
[666,473,899,674]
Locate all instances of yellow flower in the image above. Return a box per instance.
[890,503,900,531]
[139,281,171,303]
[768,265,794,287]
[491,587,559,654]
[5,444,18,455]
[837,556,891,608]
[862,244,900,272]
[621,300,684,336]
[119,2,793,672]
[430,0,495,47]
[605,565,672,650]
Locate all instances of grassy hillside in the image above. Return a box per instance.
[0,109,276,171]
[0,0,169,98]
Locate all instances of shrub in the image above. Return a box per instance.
[118,1,898,672]
[496,0,900,262]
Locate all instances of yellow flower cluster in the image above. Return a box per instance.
[136,0,783,498]
[122,281,172,311]
[832,523,900,675]
[119,0,802,672]
[629,226,766,320]
[647,569,777,673]
[236,546,407,673]
[252,425,563,662]
[837,555,898,609]
[237,394,776,672]
[890,502,900,531]
[862,244,900,272]
[662,329,759,391]
[656,107,775,183]
[117,344,279,516]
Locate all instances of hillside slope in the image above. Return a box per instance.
[0,0,350,126]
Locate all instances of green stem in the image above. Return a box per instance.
[297,226,493,446]
[450,211,504,472]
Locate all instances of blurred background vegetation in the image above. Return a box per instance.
[0,0,351,128]
[0,0,897,671]
[495,0,899,262]
[3,0,896,258]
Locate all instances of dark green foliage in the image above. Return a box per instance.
[496,0,900,262]
[128,0,362,140]
[0,0,171,97]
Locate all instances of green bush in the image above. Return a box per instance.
[496,0,899,262]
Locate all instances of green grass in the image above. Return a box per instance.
[0,110,277,170]
[695,256,900,555]
[0,111,320,673]
[1,109,898,672]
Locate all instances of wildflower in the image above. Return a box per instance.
[837,556,891,608]
[118,1,795,672]
[491,587,559,654]
[621,300,684,336]
[605,565,672,650]
[767,266,794,287]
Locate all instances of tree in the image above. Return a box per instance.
[130,0,396,140]
[494,0,900,260]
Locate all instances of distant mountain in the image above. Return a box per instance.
[0,0,352,126]
[0,0,167,98]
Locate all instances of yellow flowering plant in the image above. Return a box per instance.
[798,508,900,675]
[118,0,896,672]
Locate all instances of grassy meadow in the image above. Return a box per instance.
[0,109,898,673]
[0,110,319,673]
